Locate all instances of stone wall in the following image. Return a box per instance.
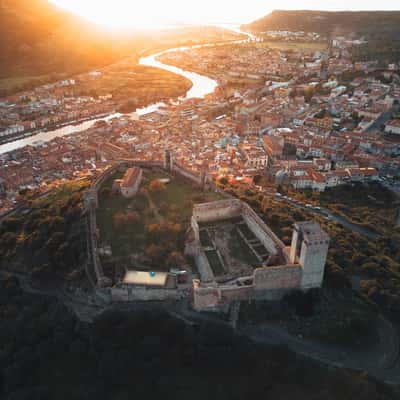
[194,251,215,283]
[192,280,221,311]
[191,216,200,242]
[172,164,203,186]
[193,199,242,223]
[241,202,287,256]
[111,287,179,302]
[253,264,302,291]
[219,285,254,303]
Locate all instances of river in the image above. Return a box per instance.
[0,26,252,155]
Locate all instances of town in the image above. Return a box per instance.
[0,30,399,216]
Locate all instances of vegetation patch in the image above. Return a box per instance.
[96,168,224,276]
[0,180,89,282]
[220,181,400,324]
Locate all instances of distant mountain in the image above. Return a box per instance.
[242,10,400,38]
[0,0,120,80]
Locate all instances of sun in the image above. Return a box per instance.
[49,0,268,30]
[51,0,178,30]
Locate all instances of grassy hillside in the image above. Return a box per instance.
[243,10,400,62]
[0,0,122,81]
[243,10,400,37]
[0,274,396,399]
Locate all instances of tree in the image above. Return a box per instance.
[219,177,228,186]
[145,244,165,265]
[113,212,126,231]
[148,180,166,193]
[113,212,140,231]
[167,251,185,268]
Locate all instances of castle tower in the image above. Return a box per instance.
[164,149,174,171]
[290,222,330,290]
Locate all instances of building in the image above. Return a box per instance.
[120,167,143,198]
[385,120,400,135]
[263,135,284,158]
[187,199,330,311]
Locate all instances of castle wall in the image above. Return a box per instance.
[172,164,203,186]
[253,265,302,291]
[194,251,215,283]
[242,213,279,256]
[219,285,254,303]
[192,281,221,311]
[193,199,242,223]
[241,202,287,256]
[191,216,200,242]
[111,287,179,302]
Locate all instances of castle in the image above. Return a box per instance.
[186,199,330,311]
[84,151,330,311]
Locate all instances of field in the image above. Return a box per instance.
[0,73,66,95]
[255,41,327,51]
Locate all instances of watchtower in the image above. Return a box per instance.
[290,222,330,290]
[164,149,174,171]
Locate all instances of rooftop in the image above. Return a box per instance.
[121,167,141,188]
[122,271,168,287]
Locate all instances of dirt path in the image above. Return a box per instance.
[145,191,165,223]
[239,319,400,385]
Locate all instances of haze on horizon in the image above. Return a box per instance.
[50,0,400,29]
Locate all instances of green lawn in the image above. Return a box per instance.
[147,170,224,223]
[96,168,225,258]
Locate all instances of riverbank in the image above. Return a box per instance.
[0,39,224,155]
[0,112,114,146]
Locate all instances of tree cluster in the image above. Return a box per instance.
[0,275,394,400]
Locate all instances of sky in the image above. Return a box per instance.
[50,0,400,29]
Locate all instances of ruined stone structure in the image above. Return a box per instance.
[187,199,330,311]
[83,156,329,312]
[84,156,213,290]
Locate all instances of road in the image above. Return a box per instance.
[265,191,381,240]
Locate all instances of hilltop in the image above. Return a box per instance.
[0,1,243,96]
[242,10,400,37]
[0,0,122,81]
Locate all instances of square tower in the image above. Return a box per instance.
[290,222,330,290]
[164,149,174,171]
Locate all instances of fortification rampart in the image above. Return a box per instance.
[173,164,203,186]
[253,264,302,291]
[111,287,180,302]
[241,203,286,258]
[219,285,254,303]
[193,199,242,223]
